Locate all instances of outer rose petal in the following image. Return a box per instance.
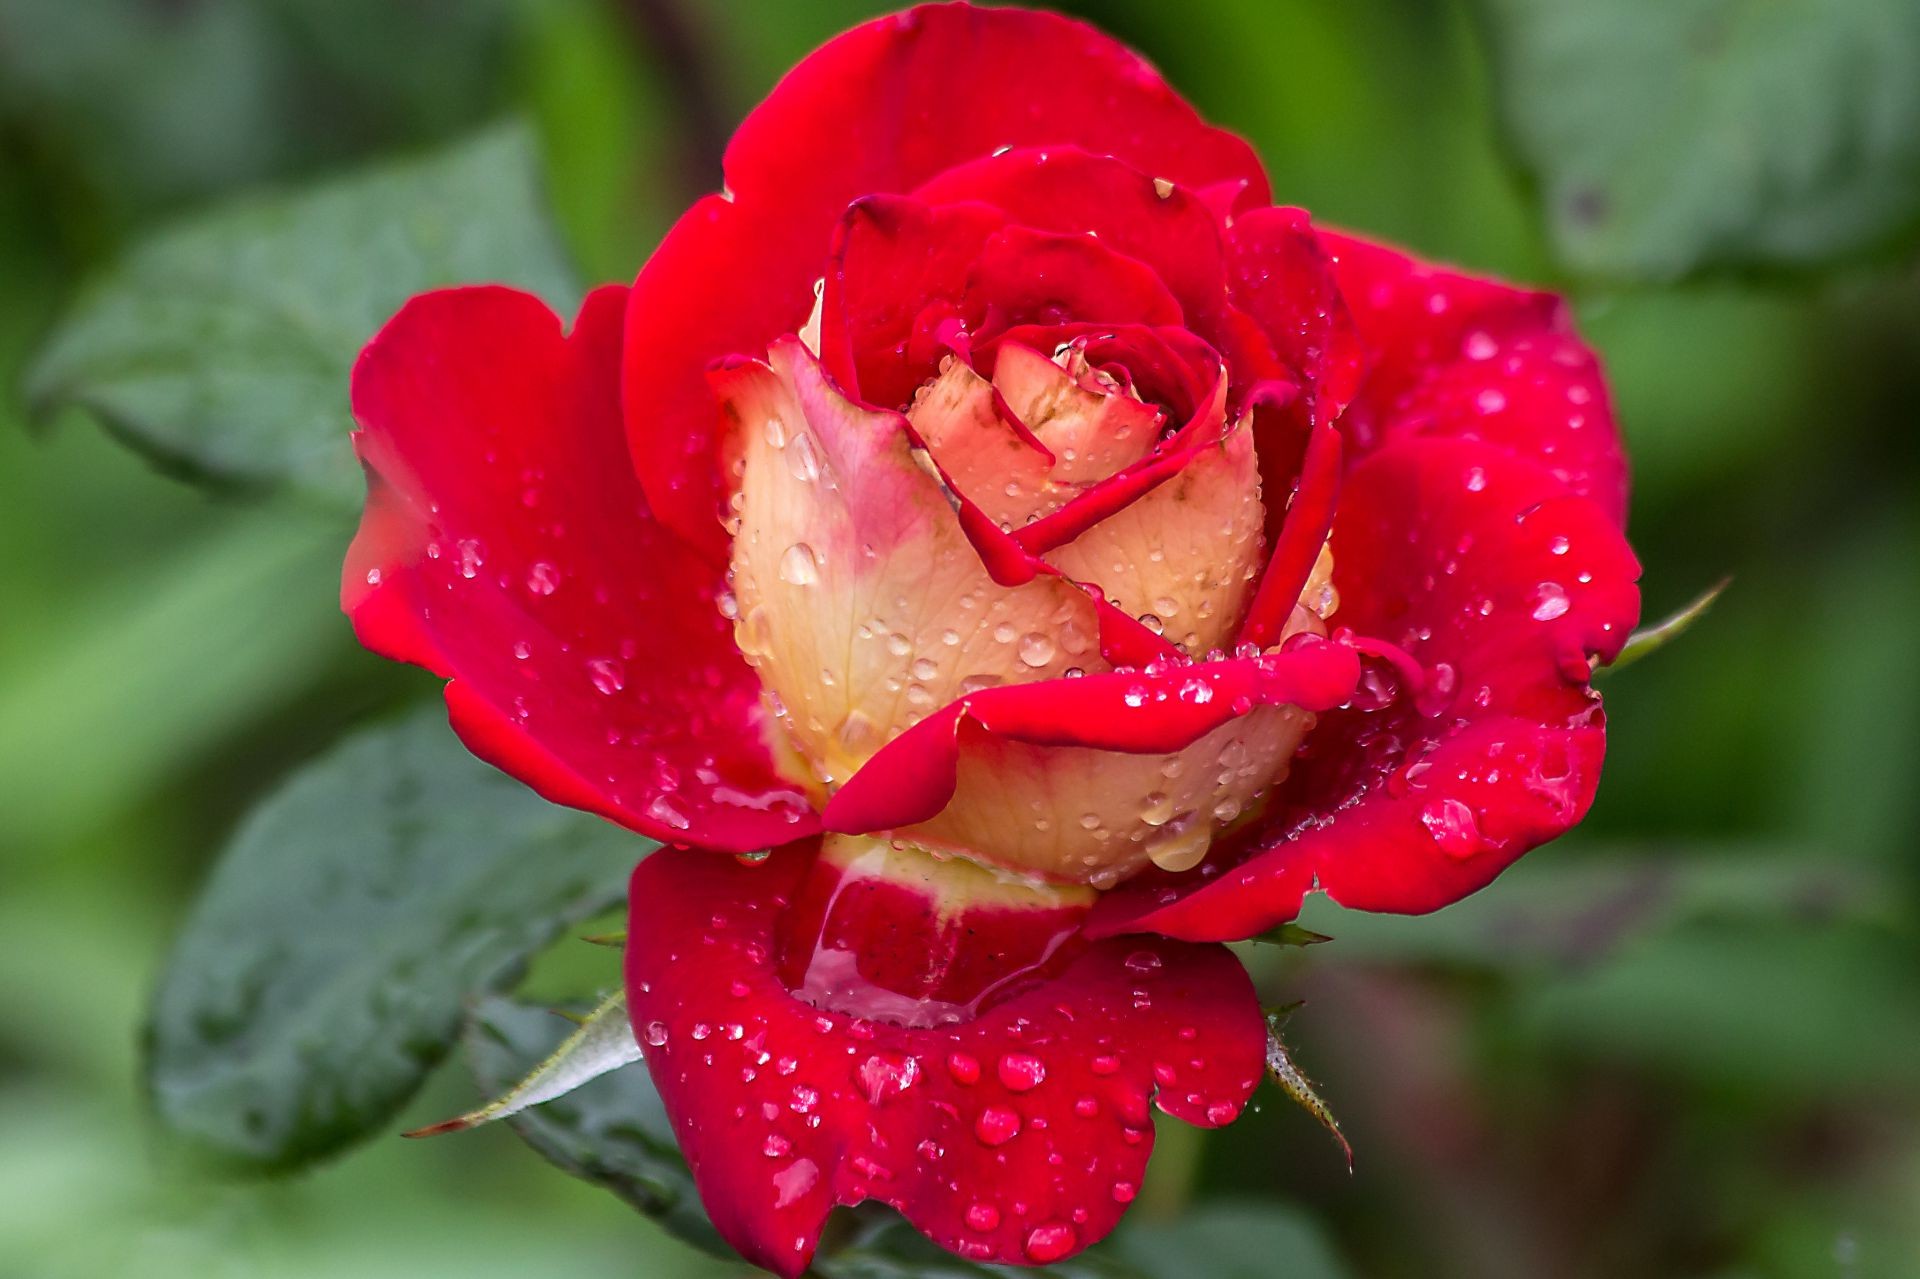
[1093,438,1640,940]
[625,844,1267,1276]
[624,2,1269,557]
[824,640,1361,884]
[719,339,1105,792]
[344,285,814,850]
[1322,230,1629,524]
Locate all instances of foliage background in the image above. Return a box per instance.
[1,1,1915,1277]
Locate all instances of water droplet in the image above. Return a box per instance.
[1531,582,1570,621]
[787,432,821,482]
[947,1051,981,1084]
[526,561,561,595]
[587,658,625,694]
[1419,796,1481,858]
[779,543,820,586]
[1024,1223,1077,1264]
[1112,1181,1137,1203]
[1124,950,1163,974]
[456,538,484,578]
[772,1157,818,1208]
[966,1202,1002,1232]
[646,794,691,831]
[1139,792,1174,826]
[997,1054,1046,1092]
[1017,632,1056,667]
[975,1106,1022,1146]
[642,1021,669,1046]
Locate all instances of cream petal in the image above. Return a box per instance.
[720,339,1106,789]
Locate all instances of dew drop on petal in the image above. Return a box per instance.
[1530,582,1571,621]
[997,1054,1046,1092]
[975,1105,1022,1146]
[965,1203,1001,1232]
[1024,1223,1077,1264]
[1017,632,1056,667]
[779,543,821,586]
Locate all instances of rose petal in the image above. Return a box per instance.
[822,195,1008,408]
[967,225,1186,333]
[823,641,1360,882]
[1092,438,1640,939]
[718,338,1108,791]
[624,3,1269,557]
[625,843,1267,1276]
[913,146,1230,327]
[1225,206,1363,421]
[1322,230,1629,524]
[1044,409,1268,657]
[344,286,816,850]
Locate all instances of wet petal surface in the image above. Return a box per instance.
[345,286,815,849]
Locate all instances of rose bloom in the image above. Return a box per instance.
[345,4,1639,1273]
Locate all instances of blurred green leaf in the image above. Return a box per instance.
[1478,0,1920,278]
[1294,846,1896,971]
[0,0,524,229]
[27,123,579,509]
[1116,1202,1351,1279]
[145,708,644,1170]
[1520,921,1920,1093]
[0,509,343,853]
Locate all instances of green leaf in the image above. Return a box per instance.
[1604,577,1730,672]
[1477,0,1920,278]
[1293,845,1896,972]
[26,123,579,508]
[1116,1202,1352,1279]
[144,708,643,1170]
[464,997,727,1259]
[408,989,640,1138]
[1252,922,1333,949]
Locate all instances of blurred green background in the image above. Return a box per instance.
[2,1,1915,1277]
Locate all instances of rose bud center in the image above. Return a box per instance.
[720,332,1336,890]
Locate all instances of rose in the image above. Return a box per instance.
[344,4,1640,1273]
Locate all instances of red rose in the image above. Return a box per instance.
[344,4,1640,1273]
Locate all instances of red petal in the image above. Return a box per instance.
[1225,207,1363,421]
[822,195,1008,408]
[822,639,1360,837]
[968,225,1186,333]
[623,3,1268,557]
[1092,438,1640,940]
[625,844,1266,1275]
[913,147,1230,327]
[344,286,816,851]
[1322,230,1630,524]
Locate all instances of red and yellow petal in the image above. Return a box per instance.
[623,3,1267,557]
[1093,437,1639,940]
[718,339,1106,793]
[344,285,815,850]
[625,843,1267,1276]
[823,639,1360,884]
